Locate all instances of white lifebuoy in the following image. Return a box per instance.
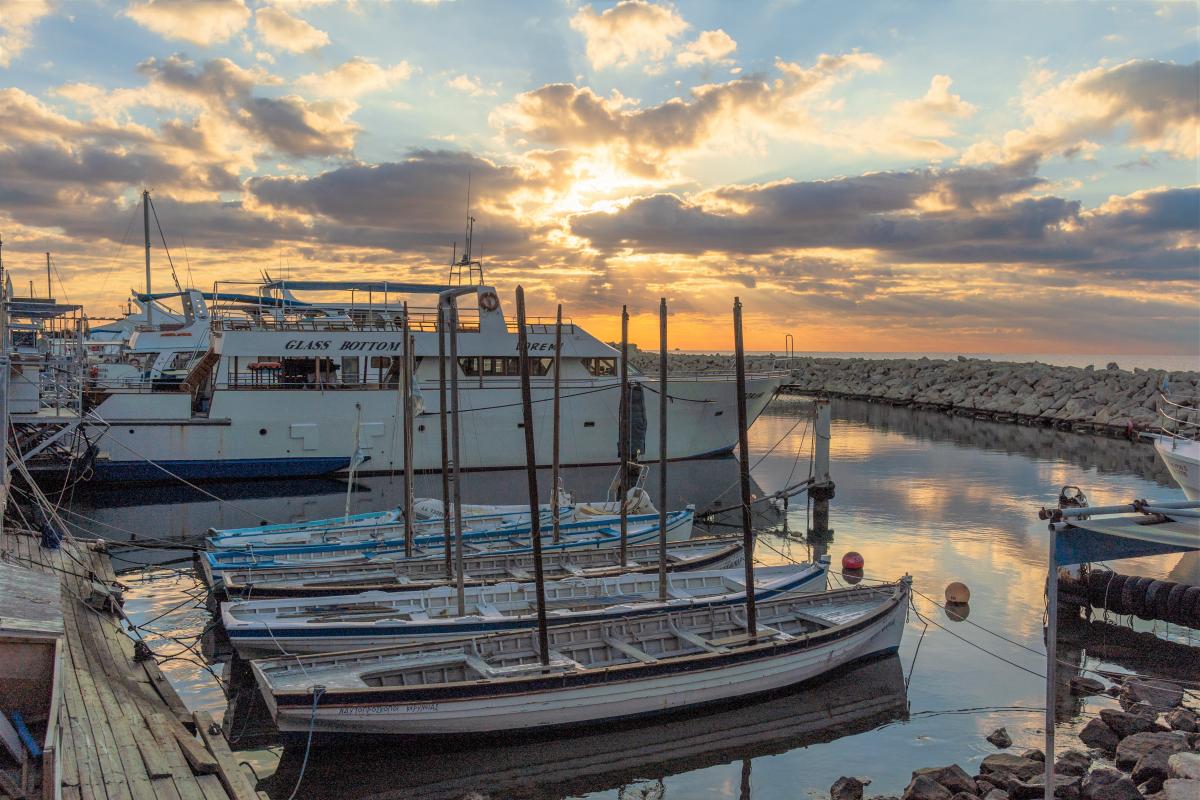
[478,291,500,312]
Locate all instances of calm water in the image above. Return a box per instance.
[66,397,1196,799]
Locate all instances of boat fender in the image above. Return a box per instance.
[841,551,864,571]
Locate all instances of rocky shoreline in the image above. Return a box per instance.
[629,354,1199,438]
[826,673,1198,800]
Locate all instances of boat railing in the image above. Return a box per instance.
[1157,391,1200,441]
[506,318,578,334]
[211,307,483,334]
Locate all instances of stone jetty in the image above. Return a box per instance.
[629,353,1199,437]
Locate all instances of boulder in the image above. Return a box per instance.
[1055,750,1093,776]
[1102,709,1161,739]
[983,792,1009,800]
[1132,751,1173,794]
[1116,732,1191,769]
[1071,677,1107,696]
[903,775,954,800]
[1021,749,1046,762]
[1080,718,1121,752]
[832,776,865,800]
[1165,709,1198,733]
[912,765,978,796]
[1007,773,1081,800]
[988,728,1014,749]
[1168,753,1200,779]
[1161,780,1200,800]
[1126,681,1184,711]
[1081,769,1143,800]
[980,754,1043,781]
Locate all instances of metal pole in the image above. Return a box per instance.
[438,304,452,580]
[45,253,51,297]
[401,302,413,558]
[618,304,629,566]
[448,296,466,616]
[143,190,153,327]
[516,286,550,666]
[733,297,757,637]
[551,304,562,543]
[658,297,668,602]
[1044,527,1058,800]
[0,277,8,529]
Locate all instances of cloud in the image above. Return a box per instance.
[492,52,881,177]
[296,58,412,97]
[246,149,538,254]
[676,29,736,67]
[570,0,688,70]
[965,59,1200,164]
[125,0,250,46]
[840,74,976,158]
[254,4,330,53]
[447,73,495,97]
[0,0,53,67]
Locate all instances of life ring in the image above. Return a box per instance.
[478,291,500,312]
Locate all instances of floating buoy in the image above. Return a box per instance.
[842,551,864,571]
[945,581,971,604]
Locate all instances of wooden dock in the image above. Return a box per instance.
[0,529,260,800]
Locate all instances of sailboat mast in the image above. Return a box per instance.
[516,285,550,666]
[143,189,153,326]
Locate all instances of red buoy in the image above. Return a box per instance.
[842,551,864,571]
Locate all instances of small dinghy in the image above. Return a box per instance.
[222,561,829,657]
[251,578,911,737]
[205,508,694,573]
[213,537,744,598]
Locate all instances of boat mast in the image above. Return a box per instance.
[142,189,153,327]
[45,252,51,297]
[438,304,452,580]
[402,301,414,558]
[658,297,668,602]
[551,304,562,542]
[618,304,629,566]
[516,285,550,666]
[733,297,757,638]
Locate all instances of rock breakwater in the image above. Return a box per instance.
[630,354,1199,437]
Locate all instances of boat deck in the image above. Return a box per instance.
[0,529,262,800]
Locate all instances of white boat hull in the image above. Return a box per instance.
[86,375,783,481]
[1154,436,1200,500]
[261,588,908,735]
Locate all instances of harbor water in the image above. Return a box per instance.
[69,396,1196,799]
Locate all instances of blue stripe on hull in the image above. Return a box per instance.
[91,457,351,482]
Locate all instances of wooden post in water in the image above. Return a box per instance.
[402,301,414,557]
[447,296,466,616]
[657,297,668,602]
[516,286,550,666]
[438,304,452,580]
[733,297,757,637]
[551,304,563,543]
[618,304,629,566]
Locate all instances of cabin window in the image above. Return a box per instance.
[458,357,480,377]
[128,351,159,372]
[582,357,617,377]
[341,356,360,384]
[166,351,194,370]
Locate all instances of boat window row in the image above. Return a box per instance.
[457,357,553,377]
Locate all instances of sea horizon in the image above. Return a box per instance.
[668,351,1200,372]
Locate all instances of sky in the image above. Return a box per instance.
[0,0,1197,354]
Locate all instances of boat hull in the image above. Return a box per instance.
[224,564,827,657]
[1153,436,1200,500]
[258,583,908,736]
[85,375,784,482]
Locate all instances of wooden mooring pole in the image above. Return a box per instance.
[618,304,629,566]
[438,304,452,579]
[551,304,563,543]
[516,286,550,666]
[447,296,466,617]
[657,297,668,602]
[733,297,757,637]
[402,301,414,558]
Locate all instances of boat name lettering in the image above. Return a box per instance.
[334,703,439,715]
[284,340,409,352]
[515,342,557,352]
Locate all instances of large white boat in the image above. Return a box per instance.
[81,279,785,481]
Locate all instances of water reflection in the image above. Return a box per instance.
[255,655,908,800]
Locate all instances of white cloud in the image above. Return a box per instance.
[570,0,688,70]
[676,29,736,67]
[0,0,53,67]
[447,73,495,96]
[125,0,250,47]
[255,5,329,53]
[295,57,411,97]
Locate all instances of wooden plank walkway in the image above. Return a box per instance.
[0,530,260,800]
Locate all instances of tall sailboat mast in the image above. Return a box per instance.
[142,189,153,326]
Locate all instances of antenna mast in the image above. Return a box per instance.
[447,174,484,286]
